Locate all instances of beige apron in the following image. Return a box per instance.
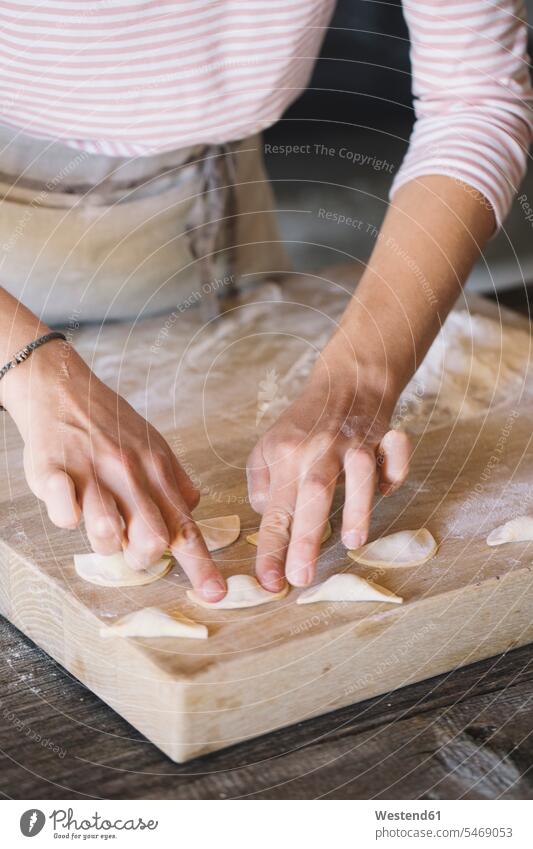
[0,126,290,324]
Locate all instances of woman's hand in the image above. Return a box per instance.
[3,339,226,602]
[246,171,499,593]
[246,367,410,592]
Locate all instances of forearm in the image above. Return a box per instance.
[0,287,51,362]
[0,287,60,413]
[0,288,226,596]
[312,175,496,412]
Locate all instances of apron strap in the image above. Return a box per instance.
[187,144,237,322]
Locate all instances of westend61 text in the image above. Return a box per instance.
[375,810,441,821]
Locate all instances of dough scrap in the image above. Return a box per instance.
[100,607,208,640]
[297,573,403,605]
[74,551,172,587]
[196,514,240,552]
[187,574,288,609]
[487,516,533,546]
[348,528,437,568]
[246,520,332,547]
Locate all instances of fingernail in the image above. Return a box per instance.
[300,566,312,586]
[202,579,226,600]
[288,564,312,586]
[251,491,268,510]
[342,530,364,550]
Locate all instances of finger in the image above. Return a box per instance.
[341,447,377,549]
[145,453,226,601]
[82,481,123,556]
[169,451,200,511]
[255,480,297,593]
[377,430,411,495]
[149,449,193,517]
[285,464,338,587]
[171,513,227,602]
[108,471,170,570]
[246,444,270,514]
[36,467,81,530]
[123,504,169,570]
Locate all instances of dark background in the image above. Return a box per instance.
[288,0,411,124]
[264,0,533,295]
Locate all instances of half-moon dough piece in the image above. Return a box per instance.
[297,573,403,605]
[487,516,533,546]
[74,551,172,587]
[187,573,288,609]
[75,514,239,588]
[348,528,437,568]
[100,607,208,640]
[246,520,332,547]
[196,514,240,552]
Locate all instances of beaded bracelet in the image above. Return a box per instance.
[0,331,67,410]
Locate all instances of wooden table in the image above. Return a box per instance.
[1,282,532,800]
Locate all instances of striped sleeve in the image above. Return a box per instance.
[0,0,333,157]
[390,0,533,229]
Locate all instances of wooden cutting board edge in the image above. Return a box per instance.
[3,532,533,763]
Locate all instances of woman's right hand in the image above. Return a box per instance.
[2,336,227,603]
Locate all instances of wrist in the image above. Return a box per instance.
[1,334,78,426]
[307,336,401,420]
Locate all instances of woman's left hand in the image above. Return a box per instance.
[246,372,410,592]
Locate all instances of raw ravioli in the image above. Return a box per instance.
[100,607,208,639]
[486,516,533,546]
[74,551,172,587]
[187,574,288,609]
[297,573,402,605]
[348,528,437,568]
[196,514,240,551]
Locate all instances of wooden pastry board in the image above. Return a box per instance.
[0,277,532,763]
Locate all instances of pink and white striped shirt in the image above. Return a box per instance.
[0,0,531,226]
